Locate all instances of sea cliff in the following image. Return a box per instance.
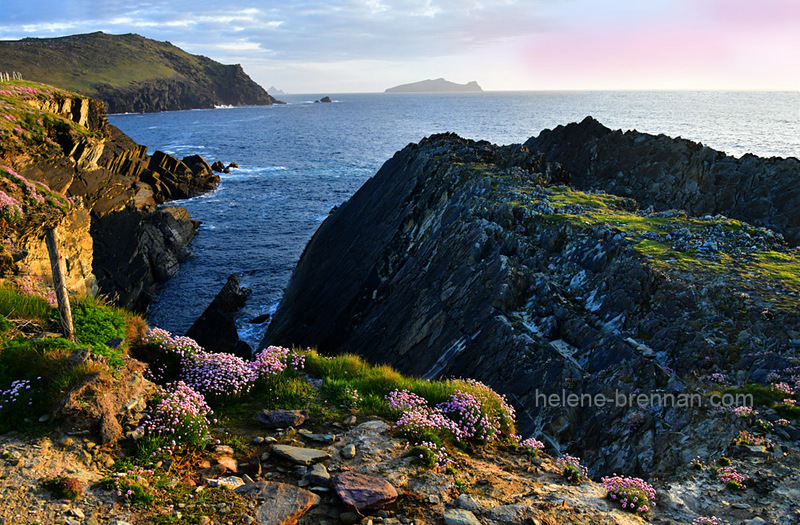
[264,124,800,477]
[0,79,219,309]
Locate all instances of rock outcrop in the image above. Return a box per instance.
[0,32,279,113]
[264,130,800,477]
[185,273,253,357]
[0,81,219,309]
[525,116,800,245]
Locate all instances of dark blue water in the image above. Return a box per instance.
[108,91,800,348]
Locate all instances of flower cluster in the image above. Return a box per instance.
[407,441,454,471]
[624,409,647,433]
[0,378,36,411]
[386,389,429,413]
[689,457,704,470]
[143,327,202,358]
[732,406,757,418]
[707,373,726,383]
[392,401,461,441]
[555,454,589,484]
[437,389,501,442]
[771,382,794,395]
[601,475,656,514]
[520,437,545,457]
[112,466,156,507]
[343,387,362,409]
[251,345,305,376]
[692,517,723,525]
[138,382,214,455]
[776,418,790,427]
[182,351,258,398]
[0,191,22,221]
[16,276,57,306]
[716,466,746,490]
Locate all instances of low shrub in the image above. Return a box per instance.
[555,454,589,484]
[137,382,215,458]
[601,475,656,514]
[41,476,83,500]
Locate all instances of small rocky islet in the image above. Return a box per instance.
[0,80,799,524]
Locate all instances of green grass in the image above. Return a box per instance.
[0,285,54,322]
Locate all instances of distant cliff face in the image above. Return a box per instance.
[264,129,800,476]
[0,80,219,309]
[0,32,279,113]
[385,78,483,93]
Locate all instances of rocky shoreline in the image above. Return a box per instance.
[1,80,224,309]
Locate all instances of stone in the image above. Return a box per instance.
[217,457,238,472]
[210,476,245,489]
[272,445,331,465]
[299,429,336,444]
[341,444,357,459]
[197,463,231,478]
[234,481,316,525]
[258,409,308,429]
[69,508,85,519]
[456,494,484,512]
[443,509,481,525]
[304,463,331,486]
[215,445,235,455]
[332,471,398,511]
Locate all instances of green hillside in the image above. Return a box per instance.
[0,32,278,113]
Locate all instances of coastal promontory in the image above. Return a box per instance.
[385,78,483,93]
[264,122,800,477]
[0,32,279,113]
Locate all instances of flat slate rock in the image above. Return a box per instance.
[444,508,482,525]
[257,409,308,428]
[234,481,316,525]
[332,471,398,511]
[272,445,331,465]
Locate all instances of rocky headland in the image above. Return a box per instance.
[0,32,280,113]
[0,79,221,309]
[264,122,800,485]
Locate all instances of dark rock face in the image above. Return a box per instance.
[185,274,252,357]
[7,91,219,310]
[264,131,800,477]
[525,116,800,245]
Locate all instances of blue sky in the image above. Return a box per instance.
[1,0,798,93]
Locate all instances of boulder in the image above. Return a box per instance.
[331,471,398,511]
[303,463,330,487]
[185,274,252,357]
[233,482,316,525]
[257,409,308,428]
[211,161,226,172]
[320,96,332,103]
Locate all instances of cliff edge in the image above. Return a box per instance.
[264,124,800,477]
[0,79,220,309]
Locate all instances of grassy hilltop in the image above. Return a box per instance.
[0,32,278,113]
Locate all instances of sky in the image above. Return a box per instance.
[1,0,798,93]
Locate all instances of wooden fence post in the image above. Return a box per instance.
[44,227,75,341]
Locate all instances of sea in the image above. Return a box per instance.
[107,91,800,350]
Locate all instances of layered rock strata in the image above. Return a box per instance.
[264,129,800,476]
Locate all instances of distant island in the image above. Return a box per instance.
[0,32,279,113]
[267,86,286,96]
[385,78,483,93]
